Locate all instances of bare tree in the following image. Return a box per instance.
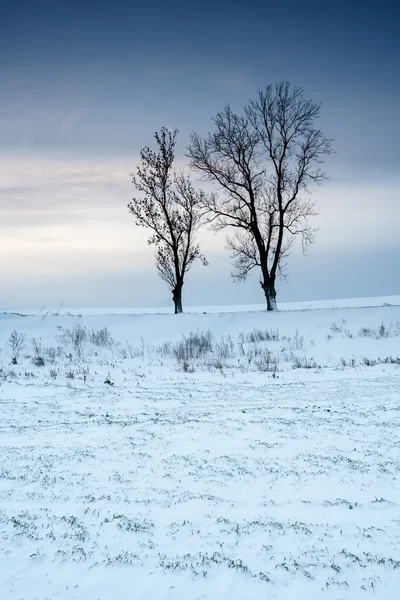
[128,128,207,314]
[188,81,333,310]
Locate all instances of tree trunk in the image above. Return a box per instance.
[172,284,183,314]
[261,277,277,311]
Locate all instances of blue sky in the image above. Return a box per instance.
[1,0,399,308]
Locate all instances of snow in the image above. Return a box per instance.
[0,297,400,599]
[3,293,400,316]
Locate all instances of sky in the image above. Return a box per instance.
[0,0,399,309]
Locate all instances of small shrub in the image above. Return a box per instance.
[114,341,145,359]
[207,358,225,373]
[378,355,400,365]
[254,350,279,372]
[89,327,113,347]
[58,324,87,358]
[31,337,45,367]
[359,327,376,338]
[72,324,87,357]
[241,328,280,344]
[280,331,305,364]
[7,330,26,363]
[45,347,59,363]
[0,367,17,380]
[362,357,378,367]
[358,322,400,339]
[291,355,318,369]
[31,337,42,356]
[32,355,45,367]
[173,331,213,362]
[182,360,195,373]
[340,357,357,368]
[158,341,172,358]
[291,330,304,351]
[214,336,235,360]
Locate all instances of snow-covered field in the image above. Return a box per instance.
[1,297,400,599]
[5,293,400,316]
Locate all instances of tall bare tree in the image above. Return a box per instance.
[188,81,333,310]
[128,128,207,314]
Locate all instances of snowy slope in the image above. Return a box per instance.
[3,293,400,316]
[0,300,399,599]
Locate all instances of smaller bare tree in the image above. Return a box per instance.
[7,330,26,364]
[128,128,207,314]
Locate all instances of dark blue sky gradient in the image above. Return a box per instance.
[2,0,398,156]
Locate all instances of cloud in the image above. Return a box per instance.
[0,152,399,308]
[313,180,400,249]
[0,154,132,230]
[0,154,132,191]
